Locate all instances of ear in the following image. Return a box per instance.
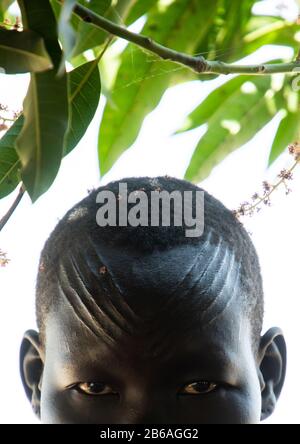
[258,327,287,421]
[20,330,44,419]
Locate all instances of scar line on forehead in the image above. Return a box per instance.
[56,231,242,356]
[87,236,143,324]
[58,261,121,347]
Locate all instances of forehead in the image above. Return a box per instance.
[48,235,245,362]
[45,304,253,385]
[76,233,243,319]
[46,309,254,396]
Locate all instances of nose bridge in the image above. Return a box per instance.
[120,382,173,424]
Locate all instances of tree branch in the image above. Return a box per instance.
[69,1,300,76]
[0,185,25,232]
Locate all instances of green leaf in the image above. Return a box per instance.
[15,74,69,202]
[106,0,136,24]
[69,51,89,69]
[0,0,15,22]
[193,0,255,64]
[194,2,297,65]
[125,0,157,25]
[64,59,101,154]
[16,0,69,202]
[71,0,112,57]
[53,0,140,60]
[51,0,91,62]
[98,0,219,175]
[243,20,300,57]
[0,29,53,74]
[268,111,300,166]
[213,16,298,63]
[58,0,77,59]
[0,58,100,197]
[18,0,63,69]
[0,59,100,198]
[0,116,23,199]
[50,0,81,28]
[184,76,285,182]
[176,76,251,133]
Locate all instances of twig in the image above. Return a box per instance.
[0,115,15,122]
[250,162,297,209]
[62,1,300,76]
[233,144,300,218]
[0,185,25,231]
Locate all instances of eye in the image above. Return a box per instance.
[75,382,118,396]
[179,381,218,395]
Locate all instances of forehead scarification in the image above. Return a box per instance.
[54,229,244,362]
[85,236,143,327]
[135,238,243,359]
[57,254,143,349]
[57,260,115,348]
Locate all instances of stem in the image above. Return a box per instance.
[234,159,299,218]
[95,35,114,61]
[0,116,15,122]
[251,161,298,212]
[0,185,25,232]
[67,1,300,75]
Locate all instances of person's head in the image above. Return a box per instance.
[20,176,286,424]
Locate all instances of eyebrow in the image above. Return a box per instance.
[165,346,238,372]
[56,345,239,388]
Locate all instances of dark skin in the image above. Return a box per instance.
[20,244,286,424]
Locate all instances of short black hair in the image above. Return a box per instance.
[36,176,264,348]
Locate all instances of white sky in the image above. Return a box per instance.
[0,0,299,425]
